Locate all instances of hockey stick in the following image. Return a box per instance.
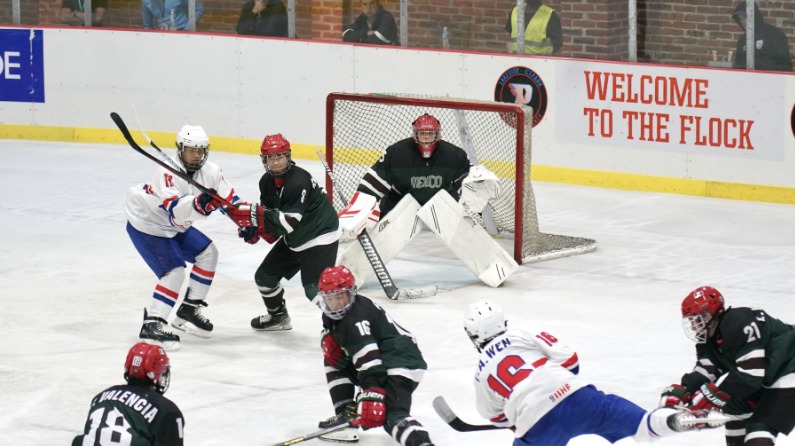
[432,396,502,432]
[267,421,352,446]
[131,104,186,173]
[316,150,437,300]
[110,112,237,210]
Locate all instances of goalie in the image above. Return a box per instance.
[338,113,518,289]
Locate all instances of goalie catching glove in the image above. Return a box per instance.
[338,191,380,240]
[459,165,501,214]
[352,387,386,429]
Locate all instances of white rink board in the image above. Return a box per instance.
[1,27,794,188]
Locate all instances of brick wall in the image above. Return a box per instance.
[15,0,795,67]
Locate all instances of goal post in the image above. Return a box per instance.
[324,92,596,264]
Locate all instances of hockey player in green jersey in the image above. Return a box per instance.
[315,265,434,446]
[659,286,795,446]
[72,342,185,446]
[228,134,341,331]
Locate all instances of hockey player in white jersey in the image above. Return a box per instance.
[125,124,239,350]
[462,299,728,445]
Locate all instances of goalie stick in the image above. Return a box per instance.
[316,150,437,300]
[432,396,502,432]
[267,421,352,446]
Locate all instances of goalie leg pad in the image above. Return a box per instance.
[338,195,422,288]
[417,190,518,287]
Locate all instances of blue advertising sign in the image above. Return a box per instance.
[1,29,45,103]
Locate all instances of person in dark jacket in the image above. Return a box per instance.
[342,0,397,45]
[236,0,288,37]
[731,1,792,72]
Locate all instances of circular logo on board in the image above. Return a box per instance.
[494,66,548,127]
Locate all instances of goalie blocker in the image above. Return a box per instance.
[339,189,518,288]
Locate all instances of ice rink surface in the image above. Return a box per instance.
[1,139,794,445]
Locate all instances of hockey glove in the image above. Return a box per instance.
[321,329,345,367]
[659,384,692,408]
[352,388,386,430]
[238,226,260,245]
[228,202,264,228]
[193,192,222,215]
[690,382,730,411]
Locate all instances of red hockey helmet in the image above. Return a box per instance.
[412,113,441,159]
[260,133,292,176]
[681,286,725,344]
[318,266,357,320]
[124,342,171,394]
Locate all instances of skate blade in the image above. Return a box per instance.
[171,320,212,338]
[251,324,293,332]
[319,427,359,443]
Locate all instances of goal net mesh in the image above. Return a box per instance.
[326,93,596,264]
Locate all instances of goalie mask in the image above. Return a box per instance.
[412,113,441,159]
[124,342,171,394]
[464,299,507,351]
[260,133,292,176]
[318,266,357,320]
[681,286,725,344]
[176,124,210,172]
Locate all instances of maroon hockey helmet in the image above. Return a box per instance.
[260,133,292,176]
[124,342,171,394]
[318,266,357,320]
[412,113,441,159]
[681,286,725,344]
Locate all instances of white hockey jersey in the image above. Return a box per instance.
[473,328,586,437]
[125,156,236,238]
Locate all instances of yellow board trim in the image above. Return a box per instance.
[2,124,794,205]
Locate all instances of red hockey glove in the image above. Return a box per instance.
[352,388,386,430]
[228,202,264,228]
[258,226,278,244]
[659,384,692,408]
[193,192,222,215]
[321,329,344,367]
[238,226,260,245]
[690,382,730,411]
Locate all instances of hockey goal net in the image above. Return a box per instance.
[325,93,596,264]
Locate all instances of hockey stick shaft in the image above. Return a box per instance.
[110,112,236,209]
[432,396,503,432]
[267,421,352,446]
[315,150,438,300]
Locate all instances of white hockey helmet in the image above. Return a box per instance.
[463,299,507,350]
[176,124,210,171]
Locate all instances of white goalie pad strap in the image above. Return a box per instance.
[417,190,517,287]
[338,194,422,288]
[459,165,501,214]
[338,191,380,241]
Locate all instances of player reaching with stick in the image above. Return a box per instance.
[227,134,341,331]
[125,124,239,350]
[338,113,517,289]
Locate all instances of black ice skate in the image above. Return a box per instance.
[318,403,359,443]
[139,308,180,351]
[172,298,213,338]
[251,305,292,331]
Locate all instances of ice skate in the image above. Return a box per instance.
[318,403,359,443]
[668,408,733,431]
[139,309,180,351]
[172,298,213,338]
[251,305,292,331]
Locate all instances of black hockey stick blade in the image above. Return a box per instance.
[109,112,236,209]
[267,421,352,446]
[432,396,502,432]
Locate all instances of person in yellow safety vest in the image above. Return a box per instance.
[505,0,563,55]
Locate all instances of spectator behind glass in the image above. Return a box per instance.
[342,0,397,46]
[731,1,793,72]
[61,0,107,27]
[505,0,562,55]
[143,0,205,31]
[236,0,288,37]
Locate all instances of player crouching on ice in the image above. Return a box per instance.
[462,299,731,445]
[337,113,518,289]
[315,265,435,445]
